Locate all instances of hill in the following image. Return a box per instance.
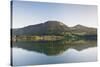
[12,21,97,36]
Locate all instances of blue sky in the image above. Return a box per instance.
[12,1,98,28]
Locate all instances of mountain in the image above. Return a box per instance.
[70,24,97,35]
[12,21,97,36]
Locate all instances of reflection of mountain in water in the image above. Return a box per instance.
[12,40,97,56]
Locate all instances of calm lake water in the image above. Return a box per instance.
[11,40,97,66]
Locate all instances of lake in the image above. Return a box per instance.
[11,40,97,66]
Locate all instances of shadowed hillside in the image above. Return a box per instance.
[12,21,97,36]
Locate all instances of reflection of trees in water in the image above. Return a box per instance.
[12,40,97,56]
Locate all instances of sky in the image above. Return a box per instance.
[12,1,98,28]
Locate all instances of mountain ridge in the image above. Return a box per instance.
[12,21,97,36]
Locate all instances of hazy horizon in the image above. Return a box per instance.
[12,1,98,28]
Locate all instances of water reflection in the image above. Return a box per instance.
[12,40,97,56]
